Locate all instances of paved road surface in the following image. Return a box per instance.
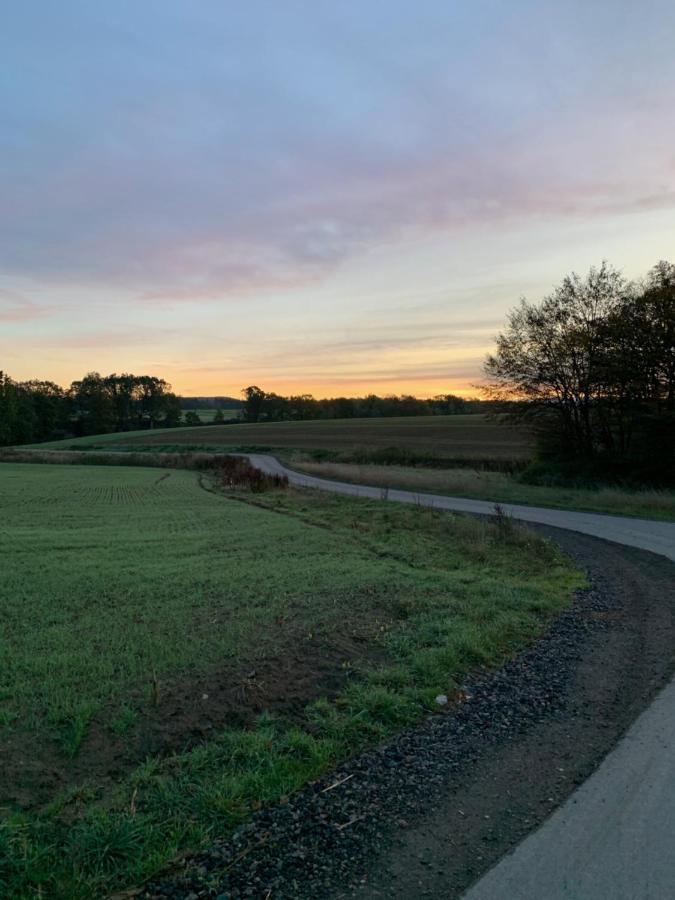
[245,454,675,899]
[462,674,675,900]
[245,454,675,563]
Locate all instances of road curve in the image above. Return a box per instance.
[244,454,675,899]
[244,454,675,562]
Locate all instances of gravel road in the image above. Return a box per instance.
[464,673,675,900]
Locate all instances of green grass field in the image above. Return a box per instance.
[291,461,675,521]
[0,461,580,898]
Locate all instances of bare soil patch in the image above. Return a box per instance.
[1,622,390,814]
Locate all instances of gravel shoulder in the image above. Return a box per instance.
[143,528,675,900]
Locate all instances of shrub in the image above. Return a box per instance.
[214,455,288,492]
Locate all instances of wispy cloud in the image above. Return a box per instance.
[0,290,58,322]
[5,142,675,304]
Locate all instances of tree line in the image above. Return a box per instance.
[240,387,489,423]
[0,370,488,446]
[485,260,674,485]
[179,396,242,411]
[0,372,182,445]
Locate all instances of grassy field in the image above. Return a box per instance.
[0,461,580,898]
[33,415,533,465]
[20,412,671,519]
[291,461,675,522]
[26,425,206,450]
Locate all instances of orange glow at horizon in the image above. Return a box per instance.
[170,377,484,401]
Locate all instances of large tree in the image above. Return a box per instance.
[484,261,675,481]
[241,385,267,423]
[0,371,19,445]
[0,370,182,445]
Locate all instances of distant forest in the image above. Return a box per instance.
[0,372,488,447]
[0,373,183,445]
[238,387,490,423]
[179,396,242,410]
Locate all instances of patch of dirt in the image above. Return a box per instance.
[1,622,391,814]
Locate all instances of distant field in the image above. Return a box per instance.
[27,424,203,449]
[0,461,577,897]
[72,414,533,464]
[183,407,243,422]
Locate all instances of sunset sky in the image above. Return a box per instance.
[2,1,674,398]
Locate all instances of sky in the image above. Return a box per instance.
[2,1,674,399]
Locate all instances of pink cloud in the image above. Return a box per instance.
[0,290,59,322]
[3,80,674,311]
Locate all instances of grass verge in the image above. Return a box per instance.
[287,459,675,521]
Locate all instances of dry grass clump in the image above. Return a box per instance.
[215,454,288,491]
